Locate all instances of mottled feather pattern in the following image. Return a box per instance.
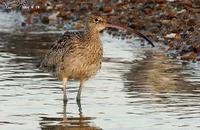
[40,29,103,80]
[40,16,109,101]
[41,31,85,67]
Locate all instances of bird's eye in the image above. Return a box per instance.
[94,18,99,22]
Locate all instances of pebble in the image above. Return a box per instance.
[3,0,200,61]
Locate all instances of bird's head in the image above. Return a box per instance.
[86,15,155,47]
[86,15,126,32]
[86,15,107,32]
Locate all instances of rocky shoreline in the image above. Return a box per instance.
[1,0,200,61]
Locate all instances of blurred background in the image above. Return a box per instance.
[0,0,200,130]
[1,0,200,60]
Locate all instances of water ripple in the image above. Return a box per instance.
[0,30,199,130]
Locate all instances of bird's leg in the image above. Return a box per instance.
[77,97,82,116]
[63,77,68,102]
[76,97,83,124]
[63,99,68,123]
[76,80,84,102]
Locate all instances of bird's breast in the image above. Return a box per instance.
[62,40,103,80]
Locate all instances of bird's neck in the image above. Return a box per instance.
[85,28,100,42]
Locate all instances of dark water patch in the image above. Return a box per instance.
[0,121,24,125]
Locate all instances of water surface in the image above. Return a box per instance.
[0,12,200,130]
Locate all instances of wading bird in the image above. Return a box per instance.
[40,15,154,102]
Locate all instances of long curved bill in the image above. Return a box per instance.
[106,23,127,31]
[106,23,155,47]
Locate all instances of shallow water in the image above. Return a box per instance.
[0,12,200,130]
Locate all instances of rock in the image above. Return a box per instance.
[41,16,49,24]
[48,11,60,24]
[129,20,146,30]
[103,6,113,13]
[181,52,197,61]
[165,33,180,39]
[144,8,153,15]
[155,0,166,4]
[186,19,196,26]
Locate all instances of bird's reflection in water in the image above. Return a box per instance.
[40,101,102,130]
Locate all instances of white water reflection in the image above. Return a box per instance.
[0,11,200,130]
[0,11,24,32]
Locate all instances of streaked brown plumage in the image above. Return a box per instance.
[40,15,155,102]
[41,16,106,101]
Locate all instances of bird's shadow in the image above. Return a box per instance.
[39,100,102,130]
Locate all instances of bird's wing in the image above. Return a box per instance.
[40,31,85,69]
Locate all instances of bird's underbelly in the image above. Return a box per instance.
[58,57,102,80]
[68,62,101,80]
[56,45,103,80]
